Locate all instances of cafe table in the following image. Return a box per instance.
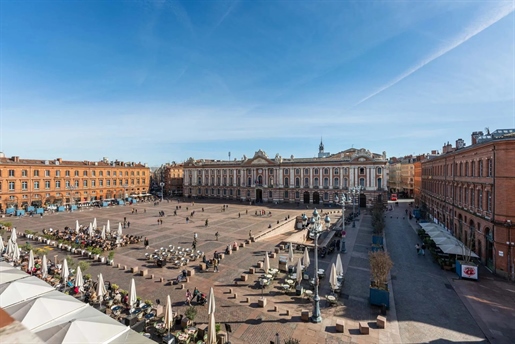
[304,289,313,300]
[285,279,294,285]
[326,295,337,307]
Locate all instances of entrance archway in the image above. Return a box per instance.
[256,189,263,203]
[313,192,320,204]
[359,194,366,207]
[303,192,310,204]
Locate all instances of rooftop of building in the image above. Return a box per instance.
[0,154,149,168]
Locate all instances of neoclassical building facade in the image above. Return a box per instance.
[183,146,388,207]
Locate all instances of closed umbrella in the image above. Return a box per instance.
[10,228,17,244]
[106,220,111,234]
[116,223,123,244]
[6,239,14,256]
[101,225,106,240]
[97,273,108,304]
[264,252,270,273]
[303,247,310,269]
[288,242,294,264]
[164,295,173,337]
[92,218,97,230]
[129,278,137,312]
[329,263,338,292]
[75,220,80,234]
[62,258,69,284]
[42,255,48,279]
[207,287,216,344]
[28,250,35,273]
[74,265,84,293]
[335,254,343,276]
[88,223,94,237]
[296,259,303,284]
[12,242,20,261]
[0,236,4,253]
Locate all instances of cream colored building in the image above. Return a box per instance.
[183,145,388,207]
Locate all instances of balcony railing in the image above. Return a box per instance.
[333,186,339,189]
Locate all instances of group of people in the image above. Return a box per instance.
[42,226,142,250]
[185,287,207,306]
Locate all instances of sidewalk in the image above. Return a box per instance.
[403,206,515,344]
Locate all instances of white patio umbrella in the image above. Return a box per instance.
[92,218,97,230]
[207,287,216,344]
[42,255,48,279]
[62,258,69,284]
[116,223,123,244]
[264,252,270,273]
[303,247,310,269]
[74,266,84,293]
[0,236,5,253]
[335,254,343,276]
[75,220,80,234]
[6,239,14,256]
[10,227,17,244]
[12,242,20,261]
[329,263,338,292]
[28,250,35,273]
[288,242,294,264]
[88,223,94,237]
[164,295,173,337]
[129,278,137,312]
[106,220,111,234]
[296,259,303,284]
[97,273,108,304]
[100,225,106,240]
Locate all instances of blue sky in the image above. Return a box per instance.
[0,0,514,166]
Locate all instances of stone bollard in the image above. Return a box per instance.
[241,274,248,282]
[376,315,386,328]
[335,320,345,332]
[229,288,233,294]
[359,322,370,334]
[117,263,121,269]
[273,306,278,312]
[258,298,267,307]
[124,265,127,270]
[180,284,185,290]
[150,274,154,279]
[286,310,290,316]
[140,269,148,277]
[257,261,263,268]
[301,310,309,322]
[249,267,255,274]
[274,247,280,254]
[245,297,250,303]
[132,266,139,273]
[270,253,277,259]
[233,293,237,299]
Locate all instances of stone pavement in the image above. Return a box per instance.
[7,199,514,343]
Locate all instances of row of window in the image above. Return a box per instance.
[423,182,492,212]
[189,167,383,176]
[0,178,146,191]
[3,169,146,178]
[192,176,372,188]
[423,159,493,178]
[189,188,365,200]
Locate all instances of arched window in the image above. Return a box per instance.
[359,178,365,187]
[323,177,329,187]
[314,168,319,175]
[359,167,365,174]
[344,178,348,188]
[295,191,300,199]
[314,178,319,187]
[284,177,289,186]
[377,167,382,174]
[295,178,300,187]
[333,168,339,174]
[344,167,348,174]
[323,192,329,200]
[334,177,339,186]
[323,168,329,175]
[295,168,300,174]
[304,178,309,187]
[304,168,309,174]
[257,175,263,185]
[377,178,382,189]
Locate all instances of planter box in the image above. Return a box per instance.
[369,287,389,309]
[372,235,384,246]
[370,245,384,252]
[456,260,478,280]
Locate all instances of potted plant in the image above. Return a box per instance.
[182,306,197,328]
[107,251,115,265]
[371,200,385,246]
[144,300,153,313]
[369,250,393,309]
[111,283,119,291]
[84,274,92,281]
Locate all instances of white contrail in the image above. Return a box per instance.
[354,2,515,107]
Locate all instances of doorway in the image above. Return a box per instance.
[256,189,263,203]
[313,192,320,204]
[303,191,310,204]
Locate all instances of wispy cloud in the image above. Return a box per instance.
[354,2,514,107]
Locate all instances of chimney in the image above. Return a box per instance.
[56,158,62,164]
[456,139,465,150]
[11,156,19,162]
[471,131,483,145]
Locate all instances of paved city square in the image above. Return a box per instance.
[7,199,515,343]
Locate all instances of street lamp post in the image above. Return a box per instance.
[350,186,363,228]
[335,194,347,253]
[66,185,78,211]
[122,184,129,200]
[310,208,331,323]
[159,182,165,202]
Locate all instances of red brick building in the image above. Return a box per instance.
[0,154,150,212]
[418,129,515,279]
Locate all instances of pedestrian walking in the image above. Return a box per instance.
[205,219,209,227]
[238,213,241,218]
[157,219,160,225]
[186,217,189,224]
[127,221,130,228]
[185,289,192,305]
[246,209,248,215]
[249,230,252,239]
[215,232,219,241]
[421,243,426,256]
[144,237,149,249]
[194,232,198,240]
[213,258,219,272]
[192,241,196,250]
[415,243,421,255]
